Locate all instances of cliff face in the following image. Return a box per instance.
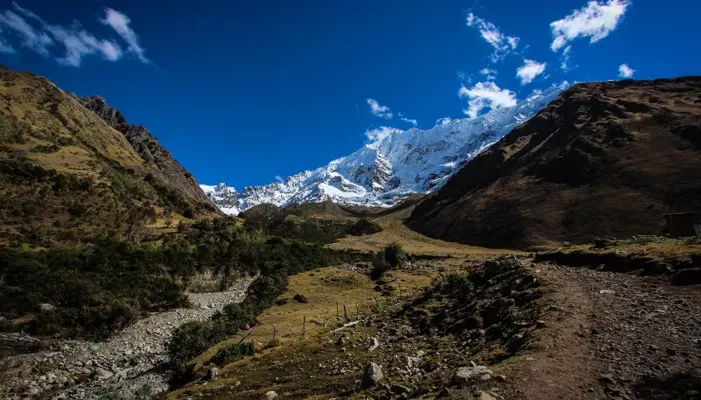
[79,95,214,207]
[407,77,701,249]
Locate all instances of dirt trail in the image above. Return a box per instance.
[508,262,701,399]
[0,274,256,400]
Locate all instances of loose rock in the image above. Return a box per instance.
[361,362,383,388]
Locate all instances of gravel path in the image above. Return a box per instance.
[505,262,701,399]
[0,274,256,399]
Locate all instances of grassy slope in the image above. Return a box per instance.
[0,65,216,247]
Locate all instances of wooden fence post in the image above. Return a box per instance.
[343,304,348,320]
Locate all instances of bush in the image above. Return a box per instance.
[441,273,476,302]
[370,243,406,280]
[210,342,255,366]
[370,257,392,280]
[380,243,407,268]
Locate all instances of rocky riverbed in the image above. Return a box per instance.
[0,274,256,399]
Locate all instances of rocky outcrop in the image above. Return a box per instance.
[79,96,214,208]
[408,77,701,248]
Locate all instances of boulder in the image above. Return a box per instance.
[209,366,220,380]
[368,337,380,352]
[361,362,383,388]
[293,294,309,303]
[263,391,278,399]
[452,363,493,387]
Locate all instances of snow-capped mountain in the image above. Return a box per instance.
[202,84,567,215]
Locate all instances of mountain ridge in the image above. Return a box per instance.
[203,83,569,214]
[0,65,215,246]
[407,76,701,248]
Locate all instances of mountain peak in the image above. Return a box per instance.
[203,84,568,214]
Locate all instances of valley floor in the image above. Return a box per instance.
[2,211,700,400]
[166,216,701,400]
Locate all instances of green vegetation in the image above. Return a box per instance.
[370,242,406,280]
[210,342,256,367]
[0,218,368,340]
[240,204,356,244]
[167,269,288,379]
[440,273,476,302]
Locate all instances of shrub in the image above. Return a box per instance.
[370,243,406,280]
[381,243,407,268]
[210,342,255,366]
[441,273,475,302]
[370,257,391,281]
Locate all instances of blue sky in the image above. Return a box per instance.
[1,0,699,188]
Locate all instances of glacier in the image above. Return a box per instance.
[202,83,567,215]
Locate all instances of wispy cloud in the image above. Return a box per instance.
[0,8,53,55]
[365,126,402,143]
[516,59,547,85]
[366,98,393,119]
[466,12,519,62]
[458,81,517,119]
[397,112,418,127]
[618,63,635,78]
[560,45,573,71]
[274,175,284,183]
[550,0,630,52]
[436,117,453,126]
[479,68,497,80]
[0,27,16,53]
[0,3,146,67]
[100,8,149,64]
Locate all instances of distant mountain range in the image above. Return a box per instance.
[202,83,569,215]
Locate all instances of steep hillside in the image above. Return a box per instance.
[78,95,212,206]
[0,65,216,246]
[202,83,568,214]
[407,77,701,248]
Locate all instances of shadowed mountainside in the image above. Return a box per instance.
[407,77,701,249]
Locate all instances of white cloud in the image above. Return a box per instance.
[516,59,547,85]
[366,98,393,119]
[101,8,149,63]
[436,117,453,126]
[274,175,284,183]
[458,81,517,119]
[618,63,635,78]
[365,126,402,142]
[560,45,573,71]
[43,24,123,67]
[479,68,497,80]
[397,112,418,127]
[0,9,53,55]
[550,0,630,52]
[466,12,519,62]
[3,3,135,67]
[401,117,418,126]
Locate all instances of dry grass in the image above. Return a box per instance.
[330,213,518,258]
[182,266,436,378]
[548,236,701,264]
